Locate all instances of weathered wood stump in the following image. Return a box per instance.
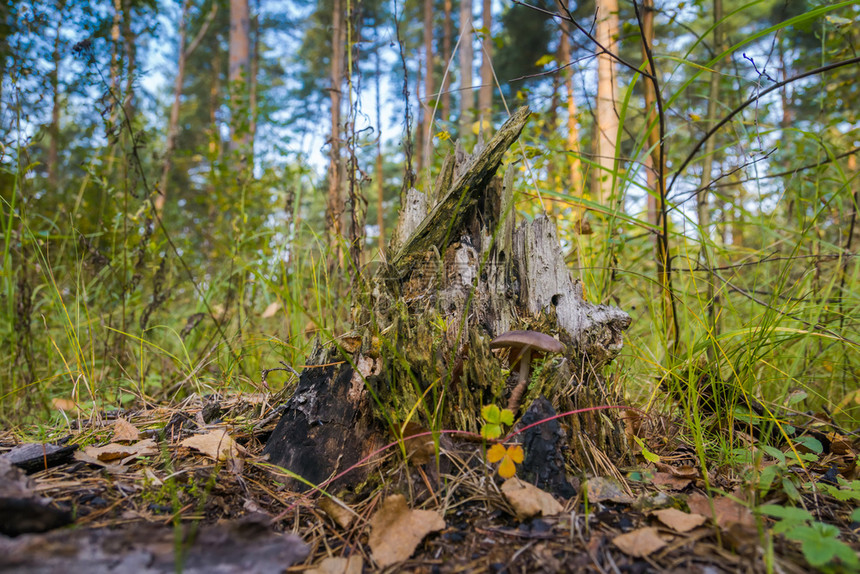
[264,106,632,490]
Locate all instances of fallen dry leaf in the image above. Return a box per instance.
[612,527,668,558]
[84,439,157,464]
[584,476,634,503]
[652,471,692,490]
[500,477,563,520]
[655,463,699,479]
[368,494,445,568]
[307,556,363,574]
[113,418,140,442]
[686,493,755,530]
[180,429,240,461]
[261,301,281,318]
[396,422,436,466]
[318,496,358,529]
[652,507,707,533]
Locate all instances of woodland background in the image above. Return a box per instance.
[0,0,858,435]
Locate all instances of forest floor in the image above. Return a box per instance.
[1,391,858,573]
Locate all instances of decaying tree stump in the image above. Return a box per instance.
[264,106,632,490]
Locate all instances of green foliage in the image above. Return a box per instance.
[480,404,513,440]
[759,505,859,571]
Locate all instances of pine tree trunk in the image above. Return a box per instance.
[159,1,218,213]
[326,0,345,245]
[442,0,452,123]
[422,0,434,174]
[375,51,385,253]
[121,0,136,122]
[229,0,250,151]
[249,7,259,165]
[48,2,65,189]
[458,0,473,137]
[109,0,122,128]
[559,12,582,196]
[477,0,492,132]
[593,0,618,204]
[641,0,658,239]
[698,0,722,239]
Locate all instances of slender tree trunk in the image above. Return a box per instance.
[159,1,218,213]
[698,0,722,358]
[593,0,618,204]
[559,13,582,196]
[422,0,434,173]
[327,0,345,243]
[209,45,223,183]
[698,0,722,239]
[415,62,424,177]
[109,0,122,129]
[442,0,452,123]
[641,0,658,233]
[48,1,65,189]
[477,0,492,133]
[248,6,259,164]
[546,71,560,203]
[376,51,385,252]
[458,0,473,137]
[229,0,250,152]
[121,0,136,122]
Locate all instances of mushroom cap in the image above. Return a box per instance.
[489,330,563,355]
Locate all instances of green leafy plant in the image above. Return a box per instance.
[759,504,860,572]
[480,404,513,440]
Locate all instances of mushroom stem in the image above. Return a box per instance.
[506,348,533,413]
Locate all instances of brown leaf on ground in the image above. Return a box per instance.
[113,418,140,442]
[83,439,157,463]
[180,429,240,461]
[612,527,668,558]
[307,556,363,574]
[368,494,445,568]
[318,496,358,529]
[396,422,436,466]
[655,463,699,478]
[501,478,564,520]
[686,493,755,530]
[584,476,634,503]
[652,472,692,490]
[652,507,707,533]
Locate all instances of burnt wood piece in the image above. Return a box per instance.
[1,443,78,474]
[262,343,384,491]
[518,396,576,498]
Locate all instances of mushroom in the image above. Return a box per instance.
[489,330,564,413]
